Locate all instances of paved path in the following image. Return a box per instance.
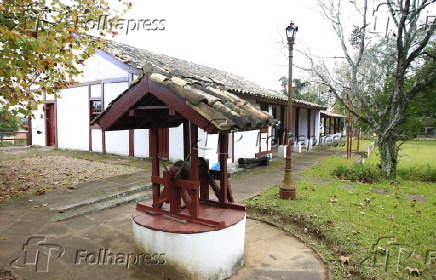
[0,147,341,280]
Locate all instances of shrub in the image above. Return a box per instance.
[397,164,436,182]
[332,163,381,183]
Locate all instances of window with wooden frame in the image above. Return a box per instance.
[90,98,102,123]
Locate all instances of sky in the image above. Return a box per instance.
[109,0,435,92]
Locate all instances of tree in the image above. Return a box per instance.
[305,0,435,178]
[0,0,130,117]
[278,76,328,105]
[0,107,20,132]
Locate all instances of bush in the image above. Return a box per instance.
[332,163,381,183]
[397,164,436,182]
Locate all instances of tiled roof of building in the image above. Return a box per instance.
[102,40,326,110]
[320,111,346,118]
[94,71,277,134]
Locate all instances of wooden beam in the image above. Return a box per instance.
[150,127,160,203]
[183,121,190,159]
[190,123,200,217]
[129,129,134,156]
[219,133,229,203]
[307,108,312,145]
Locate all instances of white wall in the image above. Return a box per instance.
[57,87,89,151]
[31,102,46,146]
[103,82,130,156]
[91,129,103,152]
[134,129,149,157]
[105,130,129,155]
[198,130,219,166]
[313,111,321,147]
[234,130,261,160]
[299,109,308,144]
[76,52,129,83]
[169,125,184,161]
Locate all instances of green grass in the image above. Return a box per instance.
[245,142,436,279]
[366,140,436,168]
[333,138,374,153]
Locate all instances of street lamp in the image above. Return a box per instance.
[279,22,298,199]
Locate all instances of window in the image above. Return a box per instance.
[90,99,102,122]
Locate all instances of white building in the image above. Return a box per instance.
[30,39,329,164]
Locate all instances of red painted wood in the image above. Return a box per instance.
[219,134,228,203]
[158,128,169,159]
[45,103,56,146]
[183,121,190,158]
[255,150,272,157]
[307,108,312,142]
[134,201,245,233]
[147,77,217,134]
[199,164,209,201]
[27,117,32,146]
[166,170,181,214]
[190,123,199,217]
[129,129,134,156]
[150,127,160,203]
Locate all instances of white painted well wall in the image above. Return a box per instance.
[133,216,246,280]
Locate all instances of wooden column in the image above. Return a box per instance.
[323,117,327,135]
[307,109,311,145]
[295,107,300,140]
[219,133,228,203]
[183,121,190,159]
[190,123,199,217]
[27,116,32,146]
[329,118,332,134]
[150,127,160,203]
[129,129,134,156]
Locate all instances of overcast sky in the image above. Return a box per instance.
[111,0,435,91]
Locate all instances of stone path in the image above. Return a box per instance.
[0,147,342,280]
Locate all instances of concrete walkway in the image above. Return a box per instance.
[0,148,341,280]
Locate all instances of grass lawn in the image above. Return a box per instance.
[332,138,374,153]
[245,141,436,279]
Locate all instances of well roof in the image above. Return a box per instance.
[93,71,277,134]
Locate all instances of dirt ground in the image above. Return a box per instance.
[0,147,149,204]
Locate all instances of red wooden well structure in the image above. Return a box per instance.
[94,69,276,231]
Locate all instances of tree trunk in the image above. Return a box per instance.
[376,134,398,179]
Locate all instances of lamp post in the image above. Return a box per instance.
[279,22,298,199]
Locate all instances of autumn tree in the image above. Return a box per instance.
[305,0,435,178]
[0,107,20,132]
[0,0,130,116]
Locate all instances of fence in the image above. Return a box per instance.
[0,131,30,146]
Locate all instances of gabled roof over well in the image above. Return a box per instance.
[101,40,326,110]
[93,71,277,134]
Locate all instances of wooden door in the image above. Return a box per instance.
[45,104,56,146]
